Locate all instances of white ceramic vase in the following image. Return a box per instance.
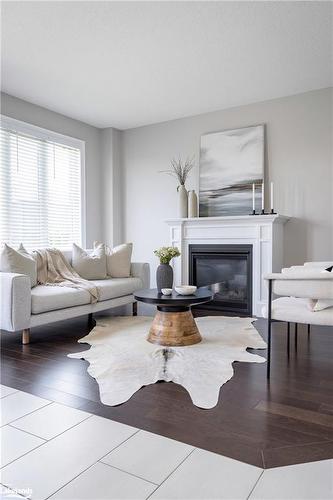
[188,190,198,217]
[178,185,188,218]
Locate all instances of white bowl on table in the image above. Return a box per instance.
[175,285,197,296]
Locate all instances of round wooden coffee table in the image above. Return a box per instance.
[134,288,213,347]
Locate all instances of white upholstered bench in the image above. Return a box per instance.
[264,262,333,378]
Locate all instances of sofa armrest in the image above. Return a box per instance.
[131,263,150,289]
[0,273,31,332]
[265,272,333,280]
[264,273,333,300]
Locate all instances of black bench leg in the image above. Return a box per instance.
[88,313,94,328]
[308,324,311,339]
[267,279,272,379]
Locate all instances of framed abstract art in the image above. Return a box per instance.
[199,125,264,216]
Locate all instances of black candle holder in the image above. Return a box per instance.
[249,209,277,215]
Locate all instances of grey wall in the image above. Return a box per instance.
[1,92,103,247]
[2,88,332,274]
[122,88,333,283]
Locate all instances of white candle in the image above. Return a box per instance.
[261,183,264,211]
[270,182,274,211]
[252,183,255,211]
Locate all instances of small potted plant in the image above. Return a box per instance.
[154,246,181,292]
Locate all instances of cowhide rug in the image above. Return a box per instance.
[68,315,266,409]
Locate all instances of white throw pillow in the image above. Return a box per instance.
[72,243,107,280]
[307,298,333,311]
[0,243,37,287]
[94,241,132,278]
[306,299,317,311]
[313,299,333,311]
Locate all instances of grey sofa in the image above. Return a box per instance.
[0,249,150,344]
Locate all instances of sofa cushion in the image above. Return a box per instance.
[91,277,142,302]
[31,285,90,314]
[304,261,333,269]
[262,297,333,326]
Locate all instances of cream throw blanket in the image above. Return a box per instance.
[34,248,99,303]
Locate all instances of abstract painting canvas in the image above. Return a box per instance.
[199,125,264,216]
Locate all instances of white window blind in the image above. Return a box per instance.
[0,117,84,249]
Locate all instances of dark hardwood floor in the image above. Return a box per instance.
[1,314,333,469]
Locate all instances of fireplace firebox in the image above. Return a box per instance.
[189,244,253,315]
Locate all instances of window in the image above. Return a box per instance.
[0,116,85,249]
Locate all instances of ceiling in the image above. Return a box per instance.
[1,1,332,130]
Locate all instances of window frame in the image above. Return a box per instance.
[0,114,86,248]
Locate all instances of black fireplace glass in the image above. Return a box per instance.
[189,244,252,315]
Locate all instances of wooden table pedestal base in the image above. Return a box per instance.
[147,309,202,347]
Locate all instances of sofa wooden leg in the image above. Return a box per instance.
[22,329,30,345]
[132,301,138,316]
[287,322,290,358]
[307,324,311,339]
[295,323,298,352]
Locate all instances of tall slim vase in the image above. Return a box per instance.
[178,185,188,218]
[188,190,198,218]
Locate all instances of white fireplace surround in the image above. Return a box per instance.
[165,215,290,317]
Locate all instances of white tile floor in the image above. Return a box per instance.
[0,385,18,399]
[0,384,332,500]
[11,402,91,440]
[101,430,194,484]
[0,391,51,427]
[0,426,44,468]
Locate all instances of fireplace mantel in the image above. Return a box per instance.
[165,214,290,317]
